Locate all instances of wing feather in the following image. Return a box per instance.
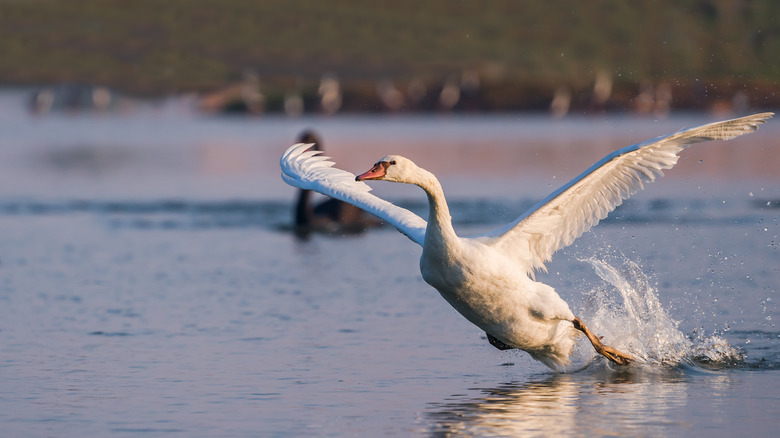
[478,112,773,274]
[280,143,427,245]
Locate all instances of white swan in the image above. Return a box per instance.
[280,112,773,369]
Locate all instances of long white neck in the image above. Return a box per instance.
[411,167,458,248]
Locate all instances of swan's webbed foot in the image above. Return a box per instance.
[572,317,633,366]
[486,332,515,350]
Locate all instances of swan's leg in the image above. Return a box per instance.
[572,317,632,365]
[486,332,515,350]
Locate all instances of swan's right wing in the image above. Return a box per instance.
[281,143,427,245]
[477,112,773,274]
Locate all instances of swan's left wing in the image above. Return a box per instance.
[477,112,773,274]
[281,143,427,245]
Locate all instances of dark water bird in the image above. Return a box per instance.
[281,113,772,369]
[293,131,382,238]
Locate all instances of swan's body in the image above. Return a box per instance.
[280,113,772,369]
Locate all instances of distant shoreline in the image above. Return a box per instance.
[2,1,779,114]
[15,78,780,119]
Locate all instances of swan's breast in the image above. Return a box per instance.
[420,237,574,337]
[420,239,524,315]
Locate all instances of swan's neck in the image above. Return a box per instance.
[414,168,457,246]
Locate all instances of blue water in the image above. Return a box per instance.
[0,91,778,436]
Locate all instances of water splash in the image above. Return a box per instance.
[574,255,744,368]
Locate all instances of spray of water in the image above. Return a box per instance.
[573,255,744,368]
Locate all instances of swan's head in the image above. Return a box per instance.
[355,155,416,183]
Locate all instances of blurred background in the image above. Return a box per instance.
[1,0,778,202]
[2,0,779,116]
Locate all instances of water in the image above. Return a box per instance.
[0,90,778,436]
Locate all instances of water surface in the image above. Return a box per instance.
[0,94,778,436]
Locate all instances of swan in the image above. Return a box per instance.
[293,131,382,237]
[280,113,773,369]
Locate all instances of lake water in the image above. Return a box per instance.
[0,89,778,436]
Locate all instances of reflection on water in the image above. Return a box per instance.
[425,365,707,437]
[2,98,779,202]
[428,374,582,436]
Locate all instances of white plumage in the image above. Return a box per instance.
[280,112,772,369]
[281,145,427,244]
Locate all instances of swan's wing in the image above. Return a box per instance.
[478,112,773,274]
[280,143,427,245]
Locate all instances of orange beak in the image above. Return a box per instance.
[355,162,388,181]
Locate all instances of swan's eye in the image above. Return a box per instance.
[389,160,397,165]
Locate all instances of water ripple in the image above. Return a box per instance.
[0,197,771,231]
